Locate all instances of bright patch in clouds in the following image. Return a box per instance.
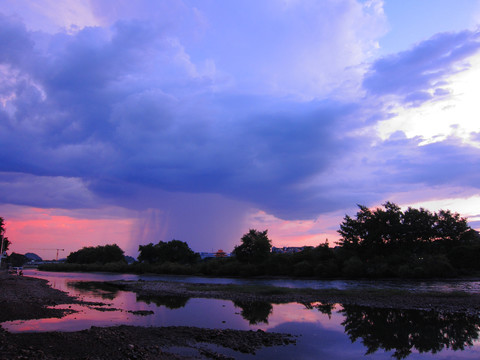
[404,194,480,223]
[377,53,480,146]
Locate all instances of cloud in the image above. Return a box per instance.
[363,30,480,104]
[0,172,96,209]
[0,2,480,255]
[312,134,480,213]
[186,0,387,100]
[378,136,480,188]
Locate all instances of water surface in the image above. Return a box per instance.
[3,269,480,359]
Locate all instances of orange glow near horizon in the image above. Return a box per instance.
[4,208,136,259]
[247,210,342,248]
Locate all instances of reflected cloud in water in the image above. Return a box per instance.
[57,280,480,359]
[7,273,480,359]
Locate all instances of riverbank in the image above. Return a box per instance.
[0,272,78,323]
[108,279,480,315]
[0,274,295,359]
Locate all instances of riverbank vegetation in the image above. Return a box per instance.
[39,202,480,279]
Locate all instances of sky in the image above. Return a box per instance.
[0,0,480,259]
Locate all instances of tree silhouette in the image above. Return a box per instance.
[0,217,11,254]
[338,202,478,257]
[67,244,125,264]
[233,229,272,263]
[138,239,199,264]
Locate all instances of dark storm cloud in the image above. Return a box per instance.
[1,11,480,222]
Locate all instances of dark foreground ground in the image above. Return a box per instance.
[0,274,294,360]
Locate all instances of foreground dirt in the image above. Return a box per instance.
[0,273,78,323]
[110,279,480,315]
[0,325,294,360]
[0,274,295,359]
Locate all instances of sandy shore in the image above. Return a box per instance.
[0,274,295,359]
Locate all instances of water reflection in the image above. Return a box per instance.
[11,272,480,359]
[233,301,273,325]
[340,305,480,359]
[136,294,190,309]
[62,280,480,359]
[67,281,121,300]
[303,302,336,318]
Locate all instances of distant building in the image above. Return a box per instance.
[199,250,231,259]
[215,249,227,258]
[199,252,216,260]
[271,246,313,254]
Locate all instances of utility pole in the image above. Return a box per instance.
[33,248,65,261]
[55,248,64,261]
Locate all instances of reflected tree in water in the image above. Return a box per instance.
[136,295,190,309]
[67,281,121,300]
[341,305,480,359]
[234,301,273,325]
[302,302,336,318]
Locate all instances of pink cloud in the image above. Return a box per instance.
[247,210,342,248]
[4,207,136,259]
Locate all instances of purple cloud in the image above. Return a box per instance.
[0,8,479,236]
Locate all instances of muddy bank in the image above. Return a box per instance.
[108,279,480,315]
[0,274,295,359]
[0,273,78,322]
[0,325,295,360]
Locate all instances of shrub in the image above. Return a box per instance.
[342,256,364,278]
[293,261,314,277]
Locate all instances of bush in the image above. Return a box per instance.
[342,256,364,278]
[314,259,339,278]
[293,261,314,277]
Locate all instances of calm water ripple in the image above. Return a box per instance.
[2,269,480,359]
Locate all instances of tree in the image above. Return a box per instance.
[0,216,11,253]
[8,253,28,267]
[337,202,478,257]
[67,244,125,264]
[338,203,403,254]
[435,210,469,243]
[138,239,198,264]
[233,229,272,263]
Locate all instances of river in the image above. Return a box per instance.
[3,269,480,359]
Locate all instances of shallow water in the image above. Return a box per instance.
[4,269,480,359]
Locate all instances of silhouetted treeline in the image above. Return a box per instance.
[66,244,125,264]
[40,203,480,278]
[138,239,199,264]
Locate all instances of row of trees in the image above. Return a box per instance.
[40,202,480,278]
[138,240,198,264]
[66,244,125,264]
[338,202,479,255]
